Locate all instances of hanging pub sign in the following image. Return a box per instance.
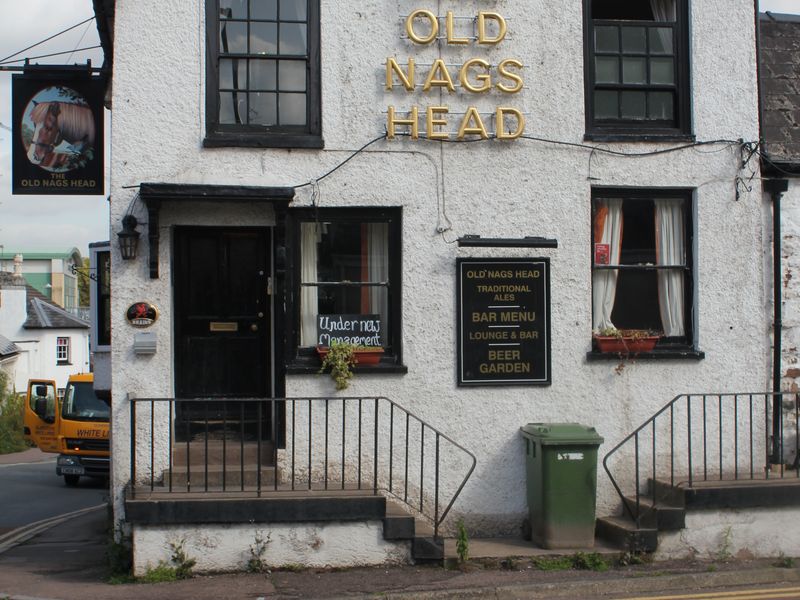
[457,258,551,386]
[12,70,104,195]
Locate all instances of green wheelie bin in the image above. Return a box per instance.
[520,423,604,549]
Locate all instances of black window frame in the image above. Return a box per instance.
[588,187,703,360]
[96,250,111,347]
[285,207,406,373]
[583,0,692,141]
[205,0,323,149]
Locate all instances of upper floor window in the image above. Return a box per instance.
[56,336,71,364]
[585,0,690,138]
[205,0,322,148]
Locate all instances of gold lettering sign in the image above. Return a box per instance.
[385,6,526,140]
[209,322,238,332]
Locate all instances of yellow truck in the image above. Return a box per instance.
[23,373,110,486]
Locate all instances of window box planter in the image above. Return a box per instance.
[315,346,385,365]
[593,333,660,354]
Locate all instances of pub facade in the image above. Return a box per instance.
[96,0,799,572]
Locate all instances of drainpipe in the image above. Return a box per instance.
[764,178,789,464]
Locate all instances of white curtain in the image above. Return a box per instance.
[592,198,624,331]
[367,223,389,346]
[649,0,676,21]
[300,223,319,346]
[654,198,685,336]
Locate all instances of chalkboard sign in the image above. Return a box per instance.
[457,259,551,386]
[317,314,382,347]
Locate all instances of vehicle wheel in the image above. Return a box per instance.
[64,474,80,487]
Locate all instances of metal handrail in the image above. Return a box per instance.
[129,396,476,539]
[602,392,799,526]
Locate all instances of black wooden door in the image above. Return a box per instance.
[174,228,270,398]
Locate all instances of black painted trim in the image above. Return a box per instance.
[125,495,386,525]
[205,0,322,147]
[584,133,696,143]
[586,350,704,361]
[582,0,692,137]
[139,183,295,279]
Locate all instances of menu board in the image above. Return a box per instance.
[457,259,551,386]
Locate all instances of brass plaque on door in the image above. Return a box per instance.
[209,322,238,332]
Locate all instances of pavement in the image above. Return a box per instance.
[1,449,800,599]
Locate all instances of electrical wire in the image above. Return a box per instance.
[0,17,95,64]
[0,46,101,66]
[292,133,387,189]
[66,20,94,65]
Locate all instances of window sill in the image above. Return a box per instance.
[57,361,72,366]
[584,132,696,144]
[286,358,408,375]
[586,349,704,361]
[204,132,324,149]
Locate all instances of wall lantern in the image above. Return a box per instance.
[117,215,141,260]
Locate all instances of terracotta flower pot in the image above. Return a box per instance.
[315,346,385,364]
[594,335,659,353]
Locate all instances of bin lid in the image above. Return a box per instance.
[520,423,604,445]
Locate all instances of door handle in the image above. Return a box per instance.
[250,324,259,332]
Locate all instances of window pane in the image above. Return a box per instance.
[279,23,307,54]
[219,91,245,124]
[220,22,248,54]
[250,59,277,89]
[280,0,307,21]
[219,59,246,89]
[249,92,277,124]
[220,0,247,19]
[594,90,618,119]
[250,0,277,20]
[279,60,306,91]
[648,91,674,119]
[251,22,278,54]
[621,26,646,53]
[649,27,673,54]
[280,93,307,125]
[620,91,646,119]
[622,57,647,84]
[650,57,674,85]
[595,26,618,52]
[595,57,619,84]
[300,220,391,348]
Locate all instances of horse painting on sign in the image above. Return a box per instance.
[25,99,95,173]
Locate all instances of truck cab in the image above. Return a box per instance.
[23,374,110,486]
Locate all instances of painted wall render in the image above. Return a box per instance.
[107,0,786,566]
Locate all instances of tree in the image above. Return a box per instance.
[77,257,91,308]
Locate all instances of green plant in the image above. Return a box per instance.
[618,551,646,566]
[774,553,795,568]
[715,526,733,562]
[319,343,358,390]
[139,562,180,583]
[532,553,609,572]
[106,520,133,584]
[169,539,197,579]
[531,555,574,571]
[572,552,609,572]
[456,519,469,563]
[246,531,271,573]
[0,373,32,454]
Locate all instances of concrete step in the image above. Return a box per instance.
[595,515,658,553]
[163,464,277,488]
[622,495,685,530]
[172,440,276,465]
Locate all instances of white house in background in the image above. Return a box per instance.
[0,263,90,393]
[0,248,83,313]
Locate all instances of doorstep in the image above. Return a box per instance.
[443,537,621,560]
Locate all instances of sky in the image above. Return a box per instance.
[0,0,797,259]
